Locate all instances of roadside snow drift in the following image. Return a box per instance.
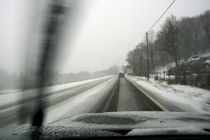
[45,77,117,123]
[126,75,210,113]
[0,76,113,108]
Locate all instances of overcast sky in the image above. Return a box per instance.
[0,0,210,74]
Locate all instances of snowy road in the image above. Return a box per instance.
[117,78,162,111]
[45,77,164,124]
[0,76,167,126]
[0,76,115,126]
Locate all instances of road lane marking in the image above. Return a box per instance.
[126,78,169,112]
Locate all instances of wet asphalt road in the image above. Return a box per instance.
[117,78,162,111]
[97,77,163,112]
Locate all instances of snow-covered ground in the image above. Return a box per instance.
[126,75,210,113]
[45,76,113,94]
[0,76,113,107]
[45,77,117,124]
[154,62,175,73]
[187,51,210,62]
[154,51,210,73]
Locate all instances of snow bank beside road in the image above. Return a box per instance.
[45,76,113,94]
[126,75,210,112]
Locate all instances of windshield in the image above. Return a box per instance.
[0,0,210,138]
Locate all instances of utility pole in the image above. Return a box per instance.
[144,0,175,81]
[146,32,149,81]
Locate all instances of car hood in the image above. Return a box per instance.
[1,111,210,139]
[49,111,210,135]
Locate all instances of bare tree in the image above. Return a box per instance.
[160,15,179,67]
[200,10,210,48]
[148,30,156,71]
[126,10,210,77]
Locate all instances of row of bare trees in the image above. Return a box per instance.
[126,10,210,76]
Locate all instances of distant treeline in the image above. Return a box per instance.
[53,65,119,85]
[0,66,119,90]
[126,10,210,76]
[0,69,19,90]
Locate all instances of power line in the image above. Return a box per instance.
[147,0,176,32]
[145,0,175,81]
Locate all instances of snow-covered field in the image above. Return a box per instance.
[126,75,210,113]
[0,76,113,108]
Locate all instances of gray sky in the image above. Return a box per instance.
[1,0,210,74]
